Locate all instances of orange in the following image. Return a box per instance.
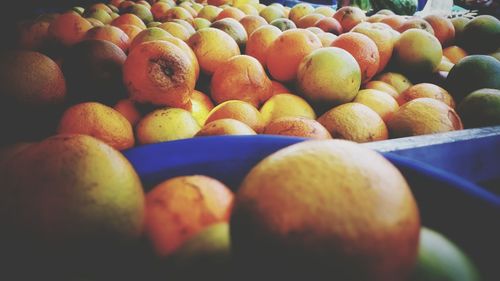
[398,18,435,35]
[190,90,215,126]
[259,93,316,125]
[351,22,396,73]
[387,98,463,138]
[57,102,134,150]
[136,108,201,144]
[398,83,455,108]
[83,25,130,52]
[231,139,420,280]
[443,45,468,64]
[113,98,142,126]
[211,55,272,107]
[331,32,380,83]
[193,17,212,30]
[353,89,399,122]
[116,24,143,41]
[374,72,413,94]
[380,15,406,30]
[205,100,265,133]
[288,3,315,25]
[179,2,198,17]
[0,134,144,267]
[171,19,197,36]
[263,116,331,139]
[158,21,191,41]
[123,40,196,109]
[158,36,201,81]
[266,29,322,82]
[333,6,366,32]
[48,12,92,46]
[317,32,337,47]
[162,7,195,24]
[196,119,257,136]
[367,14,387,23]
[297,47,361,106]
[111,13,147,29]
[296,13,325,28]
[197,5,223,22]
[315,17,343,35]
[393,29,443,74]
[239,15,267,36]
[363,80,400,100]
[317,103,388,142]
[245,25,281,68]
[259,5,286,23]
[210,18,248,52]
[145,175,233,257]
[216,7,246,21]
[151,2,172,22]
[128,27,172,51]
[314,6,335,17]
[188,27,240,75]
[423,15,455,47]
[85,8,113,25]
[16,20,51,51]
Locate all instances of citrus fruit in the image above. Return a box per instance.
[231,139,420,281]
[353,89,399,122]
[457,88,500,128]
[398,83,455,108]
[263,116,331,139]
[205,100,265,133]
[196,119,257,136]
[393,29,443,75]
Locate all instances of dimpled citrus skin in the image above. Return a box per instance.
[231,139,420,281]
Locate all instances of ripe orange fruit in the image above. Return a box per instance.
[387,98,463,138]
[111,13,147,30]
[393,29,443,75]
[374,72,413,94]
[83,25,130,52]
[0,134,145,270]
[380,15,406,30]
[136,108,201,145]
[113,98,142,126]
[315,17,343,35]
[263,116,331,139]
[353,89,399,122]
[196,119,257,136]
[317,103,388,142]
[188,27,240,75]
[443,46,468,64]
[259,5,286,23]
[398,18,435,35]
[266,29,322,82]
[211,55,272,107]
[331,32,380,83]
[333,6,366,32]
[210,18,248,52]
[231,139,420,281]
[49,12,92,46]
[158,22,191,42]
[151,2,172,22]
[205,100,265,133]
[351,22,396,73]
[363,80,400,100]
[239,15,268,37]
[123,40,196,109]
[398,83,455,108]
[260,93,316,125]
[216,7,246,21]
[245,25,281,68]
[57,102,134,150]
[296,13,325,28]
[190,90,215,126]
[297,47,361,106]
[145,175,234,257]
[423,15,455,47]
[289,3,315,24]
[116,23,142,42]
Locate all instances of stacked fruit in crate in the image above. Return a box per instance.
[0,0,498,280]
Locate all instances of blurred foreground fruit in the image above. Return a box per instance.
[410,227,480,281]
[457,88,500,128]
[145,175,234,257]
[0,134,145,278]
[231,139,420,281]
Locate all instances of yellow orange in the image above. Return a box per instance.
[245,25,282,68]
[263,116,331,139]
[353,89,399,122]
[196,119,257,136]
[205,100,265,133]
[259,93,316,125]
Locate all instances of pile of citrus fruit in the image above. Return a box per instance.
[0,0,497,280]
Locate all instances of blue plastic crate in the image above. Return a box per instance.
[123,133,500,280]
